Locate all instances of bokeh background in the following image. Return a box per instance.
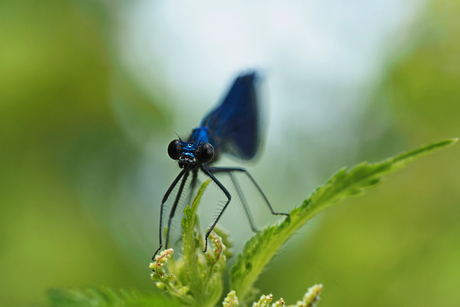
[1,0,459,306]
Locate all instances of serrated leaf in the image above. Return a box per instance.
[45,286,180,307]
[230,138,457,302]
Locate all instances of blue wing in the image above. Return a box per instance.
[200,72,260,160]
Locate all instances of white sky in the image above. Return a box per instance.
[117,0,422,140]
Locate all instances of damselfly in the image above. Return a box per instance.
[152,72,289,260]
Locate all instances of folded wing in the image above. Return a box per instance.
[200,72,260,160]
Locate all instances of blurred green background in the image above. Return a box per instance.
[1,0,459,306]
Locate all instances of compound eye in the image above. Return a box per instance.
[167,140,181,160]
[200,143,214,163]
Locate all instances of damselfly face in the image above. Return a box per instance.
[167,139,214,168]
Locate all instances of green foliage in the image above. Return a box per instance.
[151,180,228,307]
[46,286,180,307]
[44,138,456,307]
[230,139,456,302]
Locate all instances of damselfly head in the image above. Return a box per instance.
[167,139,215,168]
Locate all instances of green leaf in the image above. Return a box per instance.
[181,179,211,305]
[230,138,457,302]
[45,286,180,307]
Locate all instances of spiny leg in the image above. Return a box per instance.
[186,168,199,207]
[165,170,190,251]
[229,172,258,231]
[208,167,289,217]
[201,165,231,253]
[152,169,187,261]
[209,170,258,232]
[170,168,199,248]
